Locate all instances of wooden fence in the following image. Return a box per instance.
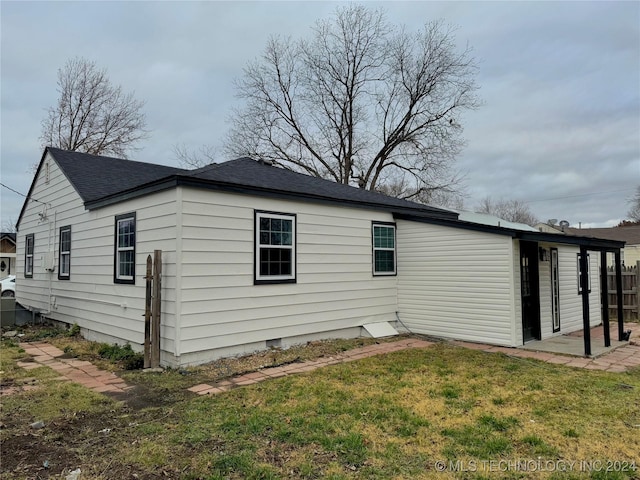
[607,261,639,321]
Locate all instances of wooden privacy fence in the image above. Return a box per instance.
[607,261,639,321]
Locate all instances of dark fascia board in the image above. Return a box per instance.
[85,173,459,221]
[394,213,625,251]
[394,213,518,237]
[16,148,51,232]
[85,177,180,210]
[517,231,625,251]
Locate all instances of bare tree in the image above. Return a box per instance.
[1,217,17,233]
[173,143,218,169]
[41,57,147,158]
[225,5,480,200]
[476,196,538,226]
[627,186,640,222]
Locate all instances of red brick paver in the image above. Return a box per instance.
[450,340,640,373]
[17,342,132,395]
[187,333,640,397]
[187,338,434,396]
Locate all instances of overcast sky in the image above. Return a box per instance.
[1,1,639,229]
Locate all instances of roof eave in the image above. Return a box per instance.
[395,213,625,250]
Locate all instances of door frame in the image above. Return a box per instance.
[520,241,541,342]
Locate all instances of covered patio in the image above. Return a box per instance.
[520,322,638,358]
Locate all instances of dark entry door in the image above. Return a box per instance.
[520,241,541,342]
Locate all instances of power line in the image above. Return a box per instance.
[525,188,635,204]
[0,182,49,206]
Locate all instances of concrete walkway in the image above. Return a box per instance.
[16,342,132,394]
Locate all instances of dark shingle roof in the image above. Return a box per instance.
[46,148,456,219]
[49,148,187,203]
[184,158,454,217]
[564,225,640,245]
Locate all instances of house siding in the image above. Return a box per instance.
[16,153,179,356]
[177,188,397,362]
[549,245,601,336]
[396,220,516,346]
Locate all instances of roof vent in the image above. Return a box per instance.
[258,159,275,166]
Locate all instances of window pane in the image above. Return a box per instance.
[374,226,394,248]
[118,219,135,248]
[259,247,292,276]
[260,217,270,230]
[271,232,282,245]
[119,250,134,277]
[61,253,70,275]
[374,250,394,273]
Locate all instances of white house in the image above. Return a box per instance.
[16,148,625,366]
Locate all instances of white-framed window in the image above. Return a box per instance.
[577,252,591,294]
[25,234,34,278]
[255,211,296,283]
[58,226,71,279]
[115,213,136,284]
[372,223,396,275]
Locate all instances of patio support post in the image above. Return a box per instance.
[614,250,624,341]
[580,247,591,357]
[600,251,610,347]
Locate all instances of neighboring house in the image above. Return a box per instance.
[16,148,624,366]
[1,232,16,276]
[564,226,640,267]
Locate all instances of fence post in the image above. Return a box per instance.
[144,255,152,369]
[151,250,162,368]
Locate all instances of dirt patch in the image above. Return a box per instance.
[2,430,82,478]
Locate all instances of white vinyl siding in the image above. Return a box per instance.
[541,245,600,337]
[16,154,179,360]
[178,188,397,357]
[397,220,516,346]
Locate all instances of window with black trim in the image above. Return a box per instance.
[25,234,34,278]
[373,223,396,275]
[58,226,71,280]
[577,252,591,294]
[255,211,296,283]
[115,213,136,284]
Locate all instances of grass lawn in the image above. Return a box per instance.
[1,333,639,479]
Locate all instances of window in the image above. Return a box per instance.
[255,211,296,283]
[577,252,591,294]
[24,234,34,278]
[58,226,71,280]
[114,213,136,284]
[372,223,396,275]
[550,248,560,332]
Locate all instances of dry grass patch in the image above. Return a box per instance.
[2,331,639,479]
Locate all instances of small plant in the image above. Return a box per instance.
[98,343,144,370]
[67,323,81,337]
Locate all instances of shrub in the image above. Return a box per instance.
[98,343,144,370]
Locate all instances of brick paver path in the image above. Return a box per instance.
[449,341,640,373]
[15,342,132,394]
[188,338,434,396]
[188,333,640,396]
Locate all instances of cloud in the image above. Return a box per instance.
[1,1,638,228]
